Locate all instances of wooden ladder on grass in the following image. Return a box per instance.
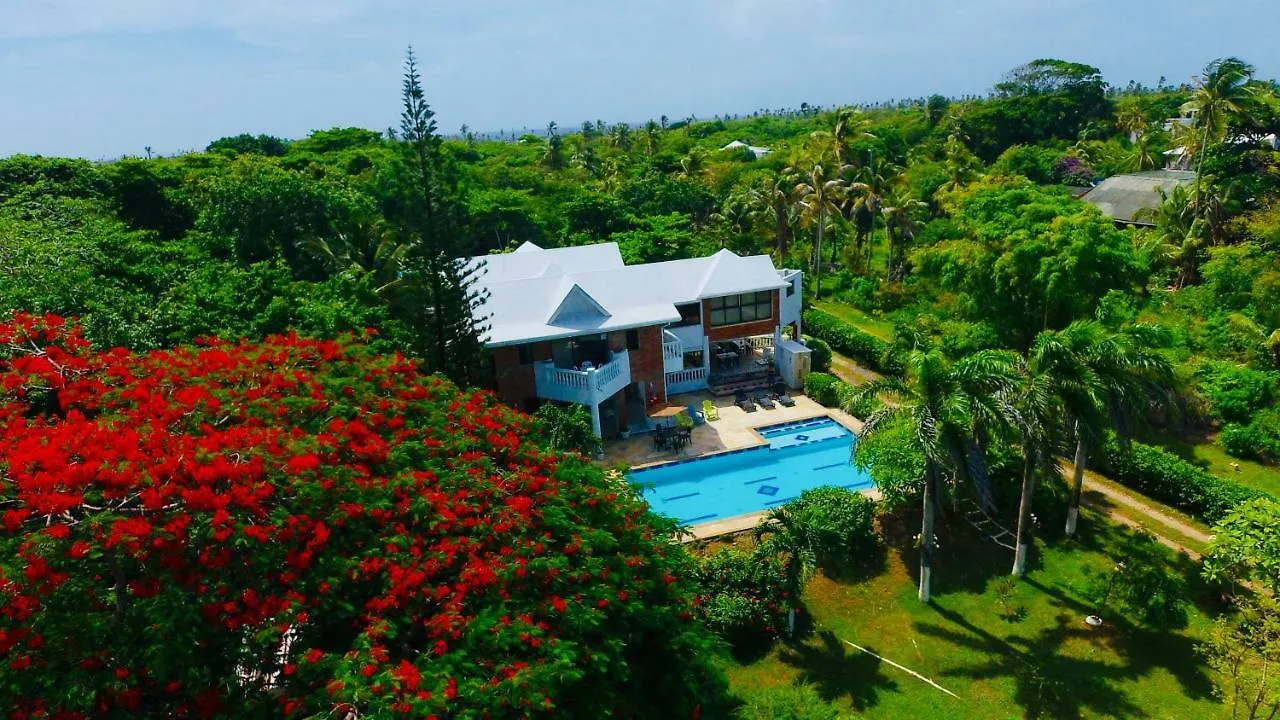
[961,500,1016,551]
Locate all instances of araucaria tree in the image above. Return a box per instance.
[0,313,727,718]
[397,47,490,388]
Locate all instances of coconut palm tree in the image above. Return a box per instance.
[881,187,926,282]
[846,156,902,272]
[304,211,409,298]
[833,107,875,166]
[643,119,661,156]
[848,348,1019,601]
[1183,58,1257,199]
[609,123,633,151]
[1009,348,1067,577]
[679,148,709,180]
[747,172,797,259]
[753,506,817,635]
[792,164,848,299]
[1137,183,1203,288]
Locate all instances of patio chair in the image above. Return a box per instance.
[774,390,796,408]
[701,399,720,421]
[686,403,705,425]
[735,391,757,413]
[754,390,776,409]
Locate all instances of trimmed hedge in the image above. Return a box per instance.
[803,372,843,407]
[802,335,832,373]
[1095,435,1268,524]
[802,309,898,374]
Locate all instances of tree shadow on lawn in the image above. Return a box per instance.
[881,508,1036,597]
[777,629,899,712]
[918,605,1146,720]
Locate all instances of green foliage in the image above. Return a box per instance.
[530,403,603,457]
[736,683,849,720]
[1083,530,1189,629]
[1220,409,1280,463]
[694,549,789,652]
[802,309,896,374]
[781,487,880,573]
[803,371,843,407]
[991,144,1062,184]
[1194,359,1277,424]
[1095,435,1266,523]
[803,336,832,372]
[1203,497,1280,592]
[205,133,290,156]
[1200,596,1280,720]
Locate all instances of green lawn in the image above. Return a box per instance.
[1147,429,1280,497]
[719,511,1223,719]
[810,299,896,341]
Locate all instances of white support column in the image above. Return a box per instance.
[590,401,602,438]
[702,335,711,369]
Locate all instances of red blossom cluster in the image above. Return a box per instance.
[0,314,718,719]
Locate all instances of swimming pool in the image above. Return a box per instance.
[632,417,874,525]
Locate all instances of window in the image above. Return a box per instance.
[708,291,773,327]
[517,345,535,365]
[786,277,796,297]
[626,329,640,351]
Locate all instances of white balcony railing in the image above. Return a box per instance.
[744,335,774,349]
[665,366,708,395]
[534,350,631,406]
[662,329,684,375]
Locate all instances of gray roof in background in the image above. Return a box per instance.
[1082,170,1196,225]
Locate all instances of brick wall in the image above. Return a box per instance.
[490,341,552,410]
[702,290,780,342]
[628,325,667,405]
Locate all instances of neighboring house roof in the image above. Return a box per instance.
[1081,170,1197,226]
[719,139,772,158]
[469,244,792,347]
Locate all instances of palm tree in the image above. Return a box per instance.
[1051,323,1172,537]
[542,122,565,170]
[833,107,875,166]
[848,348,1019,601]
[792,164,848,299]
[678,148,709,180]
[643,119,661,156]
[609,123,632,151]
[304,212,409,298]
[753,506,817,635]
[1137,183,1202,288]
[1009,347,1068,577]
[846,156,901,272]
[880,187,926,282]
[1183,58,1257,200]
[711,194,754,249]
[747,172,796,259]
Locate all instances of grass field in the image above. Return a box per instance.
[716,510,1224,719]
[811,299,897,341]
[1148,429,1280,498]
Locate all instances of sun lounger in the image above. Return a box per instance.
[754,390,775,409]
[735,391,756,412]
[774,391,796,408]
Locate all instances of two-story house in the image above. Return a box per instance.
[470,241,808,438]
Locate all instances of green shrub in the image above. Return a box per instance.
[1194,360,1276,424]
[694,549,789,653]
[1083,530,1189,629]
[1220,409,1280,463]
[737,683,848,720]
[531,403,602,456]
[803,335,832,373]
[1095,435,1267,523]
[803,371,842,406]
[802,309,897,374]
[784,487,880,572]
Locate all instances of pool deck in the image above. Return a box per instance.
[603,392,873,541]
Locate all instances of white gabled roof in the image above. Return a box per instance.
[469,243,791,347]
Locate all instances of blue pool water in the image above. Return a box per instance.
[632,417,874,525]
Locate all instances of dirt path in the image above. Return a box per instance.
[1062,463,1212,559]
[828,351,881,387]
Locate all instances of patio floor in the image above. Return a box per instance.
[602,391,864,469]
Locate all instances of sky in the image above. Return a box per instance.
[1,0,1276,160]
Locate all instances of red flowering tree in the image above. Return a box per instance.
[0,313,726,719]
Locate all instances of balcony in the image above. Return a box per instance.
[533,350,631,406]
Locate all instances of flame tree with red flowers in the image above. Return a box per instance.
[0,313,728,719]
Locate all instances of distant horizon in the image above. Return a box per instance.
[1,0,1275,160]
